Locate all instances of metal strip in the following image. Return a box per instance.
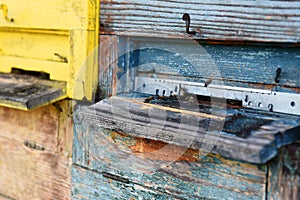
[135,77,300,115]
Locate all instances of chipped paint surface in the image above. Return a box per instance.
[117,38,300,89]
[0,0,99,101]
[129,137,200,162]
[72,118,267,199]
[79,35,300,199]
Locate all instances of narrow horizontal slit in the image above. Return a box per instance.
[197,95,243,109]
[102,172,130,184]
[11,68,50,80]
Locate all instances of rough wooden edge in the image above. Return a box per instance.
[76,96,300,164]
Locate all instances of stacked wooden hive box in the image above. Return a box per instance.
[72,1,300,200]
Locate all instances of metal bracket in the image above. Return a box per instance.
[135,77,300,115]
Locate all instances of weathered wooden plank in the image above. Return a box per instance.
[0,101,73,199]
[0,136,71,200]
[57,100,74,158]
[0,30,69,64]
[72,120,267,199]
[98,35,119,98]
[100,0,300,43]
[0,0,94,30]
[0,100,60,152]
[0,73,67,110]
[119,37,300,89]
[268,141,300,200]
[75,95,300,163]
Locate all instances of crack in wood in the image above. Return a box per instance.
[102,171,130,184]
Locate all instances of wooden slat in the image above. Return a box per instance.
[57,100,74,158]
[0,0,92,30]
[0,30,69,64]
[0,73,67,110]
[99,35,119,98]
[100,0,300,43]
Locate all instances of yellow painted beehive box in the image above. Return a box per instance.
[0,0,99,110]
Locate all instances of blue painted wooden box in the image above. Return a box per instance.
[72,37,300,200]
[72,0,300,199]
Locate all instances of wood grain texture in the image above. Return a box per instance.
[57,100,74,158]
[133,38,300,88]
[72,122,267,200]
[0,101,73,199]
[75,95,300,164]
[0,0,93,30]
[100,0,300,43]
[0,137,71,200]
[99,36,300,96]
[268,141,300,200]
[98,35,119,98]
[0,73,67,110]
[0,102,59,152]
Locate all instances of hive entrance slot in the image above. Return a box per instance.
[11,68,50,80]
[196,95,243,109]
[143,93,258,138]
[144,93,243,113]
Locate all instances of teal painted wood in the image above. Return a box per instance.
[100,0,300,43]
[72,165,166,200]
[116,37,300,89]
[72,116,268,200]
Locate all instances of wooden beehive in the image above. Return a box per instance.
[72,0,300,199]
[0,0,99,199]
[0,0,99,110]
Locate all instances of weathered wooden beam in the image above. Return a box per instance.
[100,0,300,43]
[98,35,119,98]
